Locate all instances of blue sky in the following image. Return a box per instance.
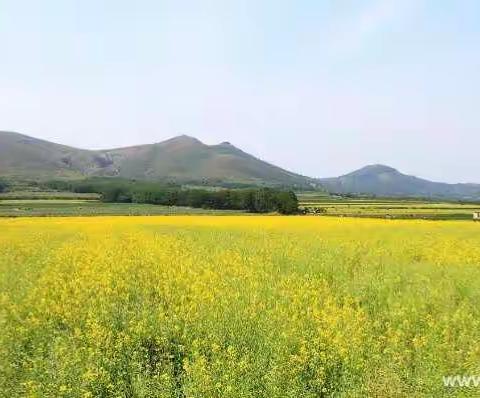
[0,0,479,182]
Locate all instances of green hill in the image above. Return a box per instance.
[0,131,317,188]
[2,131,479,199]
[319,164,480,200]
[0,131,101,179]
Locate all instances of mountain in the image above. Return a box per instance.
[0,131,100,179]
[319,164,480,200]
[2,131,479,199]
[0,131,317,187]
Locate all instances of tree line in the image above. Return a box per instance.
[44,178,299,214]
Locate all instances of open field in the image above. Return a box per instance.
[0,191,101,200]
[297,194,480,220]
[1,216,480,396]
[4,193,479,220]
[0,200,240,217]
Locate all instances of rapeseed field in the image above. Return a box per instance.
[1,216,479,397]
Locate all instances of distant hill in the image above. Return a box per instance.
[319,164,480,200]
[0,131,317,188]
[0,131,102,179]
[2,131,479,199]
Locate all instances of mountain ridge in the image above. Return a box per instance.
[0,131,317,188]
[1,131,479,200]
[319,164,480,200]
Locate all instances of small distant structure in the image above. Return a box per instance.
[474,211,480,222]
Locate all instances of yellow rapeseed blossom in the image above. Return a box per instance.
[1,216,480,396]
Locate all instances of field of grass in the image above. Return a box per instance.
[0,191,101,200]
[0,200,240,217]
[298,194,480,220]
[1,216,480,396]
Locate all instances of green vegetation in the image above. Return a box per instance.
[42,178,300,214]
[108,187,298,215]
[0,200,240,217]
[298,193,480,220]
[0,179,299,216]
[0,191,100,200]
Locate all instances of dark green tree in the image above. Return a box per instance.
[275,190,299,214]
[0,179,8,193]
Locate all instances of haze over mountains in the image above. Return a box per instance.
[1,131,479,200]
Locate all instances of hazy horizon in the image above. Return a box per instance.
[1,1,479,183]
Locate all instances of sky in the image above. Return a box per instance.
[0,0,479,183]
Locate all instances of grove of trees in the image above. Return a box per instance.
[128,186,298,214]
[44,178,299,214]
